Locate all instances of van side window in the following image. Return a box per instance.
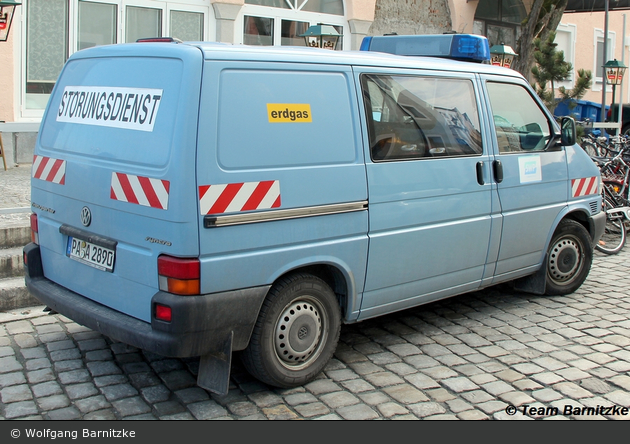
[361,74,483,161]
[487,82,552,154]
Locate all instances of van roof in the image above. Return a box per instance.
[71,40,524,80]
[197,42,521,77]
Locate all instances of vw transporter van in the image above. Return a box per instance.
[24,34,605,395]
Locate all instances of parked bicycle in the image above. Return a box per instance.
[580,130,629,158]
[590,144,630,254]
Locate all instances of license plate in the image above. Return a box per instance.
[66,236,116,272]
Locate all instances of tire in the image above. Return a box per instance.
[545,219,593,296]
[241,273,341,388]
[595,196,627,255]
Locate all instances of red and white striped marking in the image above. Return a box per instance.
[32,155,66,185]
[571,177,598,198]
[199,180,281,215]
[110,172,170,210]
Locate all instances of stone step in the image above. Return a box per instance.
[0,216,31,249]
[0,276,40,312]
[0,247,24,279]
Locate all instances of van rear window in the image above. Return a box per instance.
[39,57,184,168]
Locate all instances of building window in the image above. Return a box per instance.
[299,0,343,15]
[475,0,526,24]
[244,15,274,45]
[594,29,615,90]
[26,0,68,110]
[78,1,117,50]
[240,0,344,49]
[22,1,211,116]
[245,0,290,9]
[281,20,309,46]
[170,10,204,42]
[474,0,526,49]
[595,29,615,83]
[554,23,576,88]
[125,6,162,43]
[245,0,342,15]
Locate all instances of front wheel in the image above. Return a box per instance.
[545,219,593,296]
[240,273,341,388]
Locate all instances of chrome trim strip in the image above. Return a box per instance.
[204,201,368,228]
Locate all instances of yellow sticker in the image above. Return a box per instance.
[267,104,312,123]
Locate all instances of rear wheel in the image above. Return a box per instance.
[545,219,593,295]
[241,273,341,388]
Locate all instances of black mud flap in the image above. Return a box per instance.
[512,259,547,295]
[197,332,234,396]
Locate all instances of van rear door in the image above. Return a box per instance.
[32,43,203,323]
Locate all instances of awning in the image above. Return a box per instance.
[565,0,630,12]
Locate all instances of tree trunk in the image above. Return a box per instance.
[514,0,568,83]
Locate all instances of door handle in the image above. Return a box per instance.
[476,161,484,185]
[493,160,503,183]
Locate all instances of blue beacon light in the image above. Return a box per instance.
[360,34,491,63]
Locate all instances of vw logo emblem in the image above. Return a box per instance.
[298,326,309,340]
[80,206,92,227]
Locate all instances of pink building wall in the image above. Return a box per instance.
[561,10,630,105]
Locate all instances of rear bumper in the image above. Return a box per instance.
[23,243,268,358]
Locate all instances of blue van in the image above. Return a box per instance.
[23,35,605,395]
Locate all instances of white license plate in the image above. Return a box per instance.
[66,236,116,272]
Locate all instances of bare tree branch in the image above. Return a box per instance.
[514,0,568,83]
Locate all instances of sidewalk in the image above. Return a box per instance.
[0,164,31,226]
[0,165,33,311]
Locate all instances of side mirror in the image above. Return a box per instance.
[559,116,576,146]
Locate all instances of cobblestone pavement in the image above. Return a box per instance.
[1,246,629,421]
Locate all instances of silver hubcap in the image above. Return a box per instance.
[548,237,582,283]
[274,299,324,368]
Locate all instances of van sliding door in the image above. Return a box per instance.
[358,71,495,320]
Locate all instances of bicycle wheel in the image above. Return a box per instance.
[595,196,627,255]
[581,140,599,157]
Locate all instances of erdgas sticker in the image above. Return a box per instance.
[57,86,163,131]
[267,104,312,123]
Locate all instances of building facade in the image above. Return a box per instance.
[0,0,625,166]
[1,0,529,126]
[555,10,629,106]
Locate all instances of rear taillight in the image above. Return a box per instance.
[157,255,200,295]
[30,213,39,244]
